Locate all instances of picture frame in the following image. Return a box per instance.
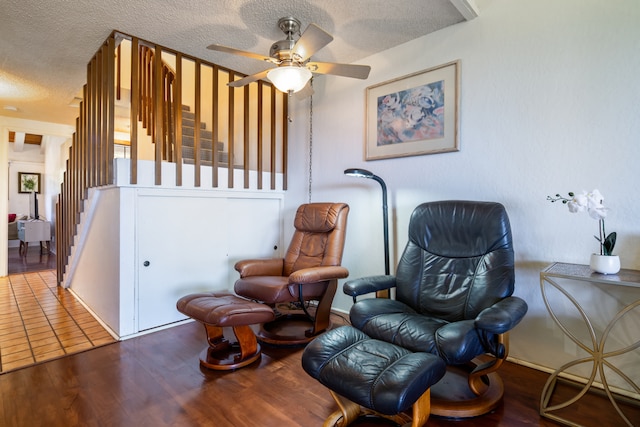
[365,60,460,161]
[18,172,41,193]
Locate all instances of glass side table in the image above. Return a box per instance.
[540,262,640,427]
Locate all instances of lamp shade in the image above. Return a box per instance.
[344,168,374,179]
[267,66,312,93]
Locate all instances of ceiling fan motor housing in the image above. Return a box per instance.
[270,39,296,62]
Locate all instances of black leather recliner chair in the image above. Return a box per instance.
[344,200,528,418]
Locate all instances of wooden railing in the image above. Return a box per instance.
[57,30,289,284]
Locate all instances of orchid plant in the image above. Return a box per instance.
[547,189,617,256]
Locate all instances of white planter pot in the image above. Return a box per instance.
[590,254,620,275]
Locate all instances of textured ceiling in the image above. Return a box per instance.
[0,0,475,128]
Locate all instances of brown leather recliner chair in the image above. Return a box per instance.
[234,202,349,345]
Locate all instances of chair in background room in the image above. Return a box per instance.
[234,202,349,345]
[343,200,528,418]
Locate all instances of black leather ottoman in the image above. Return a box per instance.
[302,326,446,427]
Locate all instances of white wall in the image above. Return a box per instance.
[287,0,640,388]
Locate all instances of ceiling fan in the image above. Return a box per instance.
[207,17,371,94]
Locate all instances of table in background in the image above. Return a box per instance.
[539,262,640,427]
[17,219,51,256]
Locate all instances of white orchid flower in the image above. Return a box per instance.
[547,189,616,256]
[567,193,587,212]
[585,189,607,220]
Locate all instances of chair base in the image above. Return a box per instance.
[323,389,431,427]
[199,340,262,371]
[430,364,504,418]
[257,313,332,346]
[199,324,264,371]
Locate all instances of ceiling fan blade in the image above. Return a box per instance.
[207,44,276,64]
[306,62,371,80]
[292,24,333,62]
[228,69,271,87]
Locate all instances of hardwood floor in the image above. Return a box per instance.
[7,245,56,274]
[1,316,638,426]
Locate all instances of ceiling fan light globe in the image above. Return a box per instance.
[267,66,312,93]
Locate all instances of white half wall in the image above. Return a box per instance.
[66,162,285,339]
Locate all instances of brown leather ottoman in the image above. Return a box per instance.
[177,292,275,370]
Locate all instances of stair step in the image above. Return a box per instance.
[181,136,224,151]
[183,158,231,168]
[182,146,228,164]
[182,118,206,129]
[182,126,213,140]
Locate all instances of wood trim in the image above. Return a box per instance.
[7,132,42,145]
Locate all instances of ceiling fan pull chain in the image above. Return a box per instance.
[308,77,314,204]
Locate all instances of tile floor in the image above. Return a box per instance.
[0,270,116,373]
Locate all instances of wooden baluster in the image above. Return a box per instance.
[228,71,234,188]
[282,90,288,191]
[106,36,115,185]
[174,53,183,186]
[98,45,104,186]
[194,59,202,187]
[257,81,263,190]
[270,86,276,190]
[243,84,250,189]
[211,65,219,188]
[154,45,163,185]
[116,43,121,101]
[130,37,139,185]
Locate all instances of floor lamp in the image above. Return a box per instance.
[344,168,390,298]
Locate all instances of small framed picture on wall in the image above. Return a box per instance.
[18,172,41,193]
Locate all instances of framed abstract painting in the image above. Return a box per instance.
[365,60,460,160]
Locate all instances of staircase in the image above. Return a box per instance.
[180,105,229,167]
[57,31,288,286]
